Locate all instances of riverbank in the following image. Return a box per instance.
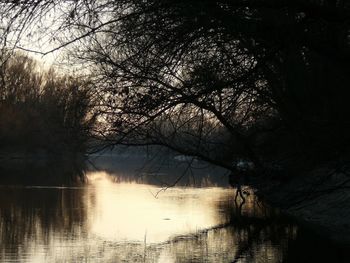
[253,162,350,246]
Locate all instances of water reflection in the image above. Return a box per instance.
[0,158,349,262]
[0,157,86,186]
[87,153,230,187]
[86,172,239,243]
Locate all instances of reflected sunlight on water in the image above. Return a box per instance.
[0,168,348,263]
[86,171,232,243]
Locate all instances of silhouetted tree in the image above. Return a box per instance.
[0,53,96,153]
[1,0,349,175]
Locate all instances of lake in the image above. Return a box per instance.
[0,153,349,262]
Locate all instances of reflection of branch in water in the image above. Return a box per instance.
[234,187,247,215]
[235,188,245,202]
[160,222,233,245]
[230,224,264,263]
[156,215,274,246]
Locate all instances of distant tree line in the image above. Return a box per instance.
[0,53,96,154]
[1,1,349,176]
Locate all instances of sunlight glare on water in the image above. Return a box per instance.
[85,171,229,243]
[1,170,252,262]
[1,167,345,263]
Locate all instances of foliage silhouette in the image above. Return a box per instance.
[1,0,349,175]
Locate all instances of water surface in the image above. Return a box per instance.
[0,154,349,262]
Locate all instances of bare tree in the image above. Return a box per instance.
[0,53,96,153]
[1,0,349,179]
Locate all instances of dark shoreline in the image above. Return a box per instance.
[251,163,350,247]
